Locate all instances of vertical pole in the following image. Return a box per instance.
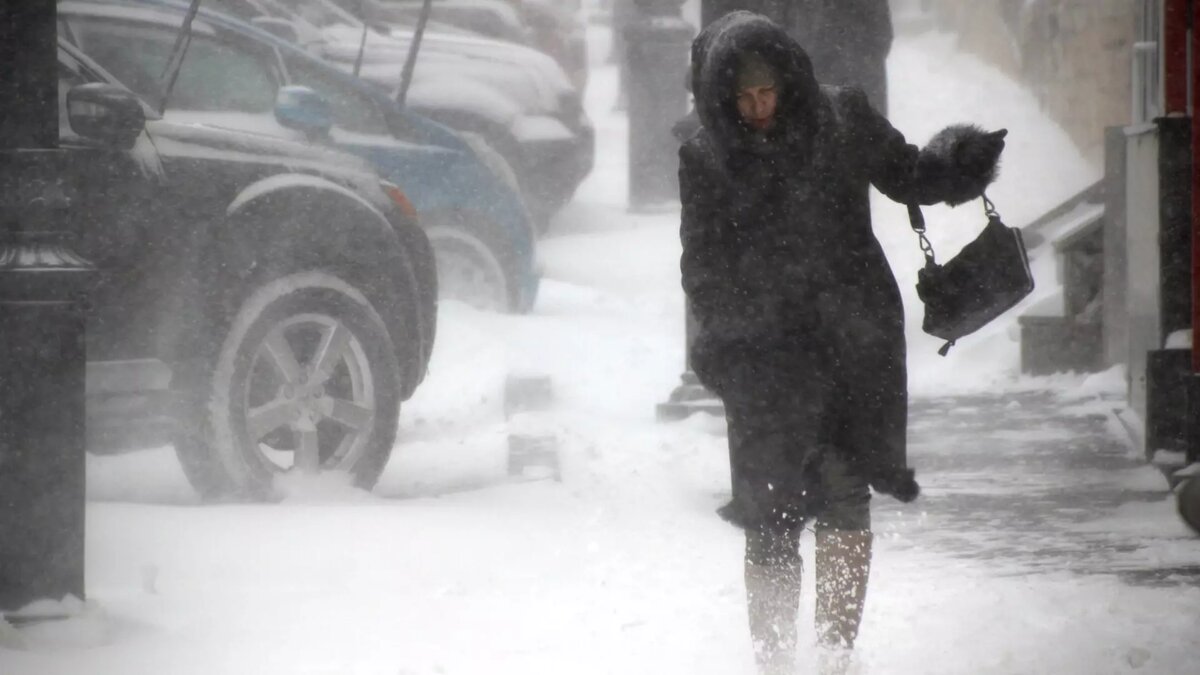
[0,0,57,148]
[626,0,692,210]
[0,0,92,616]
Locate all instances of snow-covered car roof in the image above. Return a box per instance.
[278,0,575,107]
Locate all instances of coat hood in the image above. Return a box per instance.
[689,11,822,164]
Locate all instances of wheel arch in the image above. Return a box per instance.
[184,173,430,399]
[422,208,537,313]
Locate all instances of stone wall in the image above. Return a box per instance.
[919,0,1138,162]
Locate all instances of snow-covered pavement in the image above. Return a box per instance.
[4,18,1200,675]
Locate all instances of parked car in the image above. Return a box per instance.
[342,0,588,92]
[67,0,541,312]
[513,0,589,92]
[346,0,533,45]
[212,0,594,227]
[52,31,436,500]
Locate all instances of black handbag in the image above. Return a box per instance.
[909,196,1034,355]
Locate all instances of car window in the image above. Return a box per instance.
[67,17,280,113]
[284,57,393,136]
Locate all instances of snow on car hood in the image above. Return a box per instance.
[387,26,575,94]
[317,23,566,114]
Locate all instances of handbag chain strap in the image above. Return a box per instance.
[907,203,937,265]
[982,193,1000,220]
[908,193,998,266]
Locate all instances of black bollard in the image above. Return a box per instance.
[624,0,693,211]
[0,0,95,618]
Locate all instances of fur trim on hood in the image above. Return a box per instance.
[689,11,822,167]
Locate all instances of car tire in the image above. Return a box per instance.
[1178,476,1200,536]
[426,224,514,312]
[174,270,402,500]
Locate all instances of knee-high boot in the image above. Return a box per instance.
[815,529,873,650]
[745,532,802,675]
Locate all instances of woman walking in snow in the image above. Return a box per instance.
[677,11,1006,674]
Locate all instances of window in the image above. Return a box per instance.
[1133,0,1163,124]
[67,17,280,113]
[172,34,280,112]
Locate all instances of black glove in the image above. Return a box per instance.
[917,125,1008,206]
[957,128,1007,182]
[870,468,920,503]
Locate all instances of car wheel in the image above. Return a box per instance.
[1178,476,1200,535]
[426,225,512,312]
[174,270,402,500]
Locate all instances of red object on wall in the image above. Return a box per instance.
[1164,0,1189,115]
[1190,0,1200,369]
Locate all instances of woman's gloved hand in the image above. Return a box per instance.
[869,468,920,503]
[917,125,1008,206]
[957,128,1007,183]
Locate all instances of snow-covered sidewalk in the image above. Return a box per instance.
[4,20,1200,675]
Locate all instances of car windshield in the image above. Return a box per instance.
[67,14,278,114]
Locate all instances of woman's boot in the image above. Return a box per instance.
[745,530,802,674]
[815,529,873,674]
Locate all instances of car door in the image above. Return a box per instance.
[57,43,174,361]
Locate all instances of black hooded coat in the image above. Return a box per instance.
[704,0,892,112]
[679,12,1002,521]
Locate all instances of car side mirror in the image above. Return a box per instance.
[251,16,300,44]
[274,86,333,137]
[66,83,146,149]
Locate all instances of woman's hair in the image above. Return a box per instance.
[735,52,777,91]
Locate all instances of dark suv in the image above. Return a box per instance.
[56,37,436,499]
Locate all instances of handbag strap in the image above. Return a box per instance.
[907,203,937,265]
[910,194,1001,358]
[908,194,1001,265]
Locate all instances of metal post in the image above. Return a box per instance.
[657,0,722,421]
[625,0,693,211]
[0,0,95,617]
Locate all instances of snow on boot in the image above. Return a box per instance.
[817,646,864,675]
[744,558,802,675]
[815,529,873,650]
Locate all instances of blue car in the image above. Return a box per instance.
[61,0,540,312]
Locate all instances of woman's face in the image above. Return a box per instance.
[737,84,777,131]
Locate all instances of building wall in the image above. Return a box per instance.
[921,0,1137,162]
[1124,126,1162,419]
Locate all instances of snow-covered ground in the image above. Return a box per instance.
[4,19,1199,675]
